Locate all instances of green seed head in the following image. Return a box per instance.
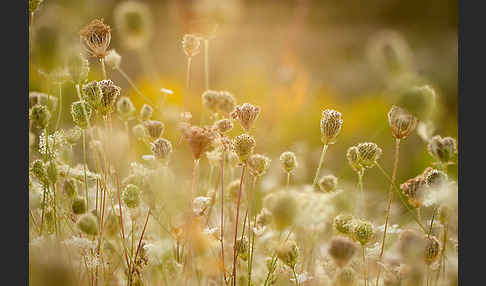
[31,159,48,184]
[77,213,99,236]
[99,80,121,115]
[233,134,256,163]
[318,174,338,193]
[122,184,141,208]
[353,220,374,245]
[30,104,51,129]
[247,154,271,177]
[116,96,135,121]
[333,214,355,236]
[72,196,87,214]
[82,81,103,109]
[356,142,382,168]
[346,146,363,174]
[71,101,92,129]
[280,151,298,173]
[231,103,261,132]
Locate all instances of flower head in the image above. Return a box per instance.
[213,118,233,134]
[400,175,427,208]
[276,240,299,268]
[182,34,201,57]
[247,154,271,177]
[356,142,382,168]
[117,96,135,121]
[104,49,122,70]
[122,184,141,208]
[30,104,51,129]
[79,18,111,58]
[77,213,99,236]
[320,109,343,144]
[231,103,261,132]
[427,135,457,164]
[353,220,374,245]
[98,80,121,115]
[139,104,153,121]
[232,134,256,163]
[143,120,165,140]
[280,151,298,173]
[318,175,338,193]
[179,123,217,160]
[151,138,172,164]
[71,101,92,129]
[388,105,417,139]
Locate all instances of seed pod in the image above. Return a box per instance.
[77,213,99,235]
[357,142,382,168]
[82,81,103,109]
[104,49,122,70]
[143,120,164,139]
[280,151,298,173]
[151,138,172,163]
[30,104,51,129]
[328,236,358,267]
[353,220,374,245]
[422,168,448,188]
[400,176,427,208]
[318,175,338,193]
[231,103,261,132]
[182,34,201,57]
[140,104,153,121]
[334,214,355,236]
[320,109,343,144]
[79,18,111,58]
[122,184,141,208]
[117,96,135,121]
[346,146,363,174]
[213,118,233,134]
[427,135,457,164]
[233,134,256,163]
[63,178,77,198]
[424,235,440,265]
[276,240,299,268]
[68,52,89,84]
[72,197,87,214]
[99,80,121,115]
[71,101,92,129]
[388,105,417,139]
[247,154,271,177]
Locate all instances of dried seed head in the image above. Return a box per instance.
[98,80,121,115]
[334,267,358,286]
[179,124,217,160]
[77,213,99,236]
[29,0,44,13]
[334,214,355,236]
[63,178,77,198]
[114,1,153,50]
[233,134,256,162]
[79,18,111,58]
[388,105,418,139]
[71,101,92,129]
[117,96,135,121]
[65,127,82,144]
[30,104,51,129]
[82,81,103,109]
[122,184,141,208]
[427,135,457,164]
[218,91,237,114]
[346,146,363,174]
[271,193,297,230]
[231,103,261,132]
[72,196,87,214]
[143,120,165,140]
[400,176,427,208]
[247,154,271,177]
[104,49,122,70]
[132,124,148,140]
[320,109,343,144]
[151,138,172,163]
[31,159,48,184]
[422,167,448,188]
[353,220,374,245]
[140,104,154,121]
[182,34,201,57]
[357,142,382,168]
[276,240,299,268]
[67,52,89,84]
[201,90,220,113]
[424,235,440,265]
[318,175,338,193]
[280,151,298,173]
[328,236,358,267]
[213,118,233,134]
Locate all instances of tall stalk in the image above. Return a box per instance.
[192,159,200,199]
[220,148,227,283]
[100,58,107,80]
[55,84,62,130]
[204,39,209,91]
[312,144,328,187]
[374,139,400,286]
[82,130,89,211]
[357,171,364,217]
[362,245,367,286]
[233,165,246,286]
[184,57,192,112]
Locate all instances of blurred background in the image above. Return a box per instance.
[29,0,458,193]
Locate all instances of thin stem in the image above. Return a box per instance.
[374,162,427,232]
[358,171,364,217]
[55,84,62,130]
[116,67,155,106]
[220,148,227,283]
[29,12,34,57]
[204,39,209,91]
[131,210,151,277]
[286,172,291,188]
[100,58,107,80]
[233,165,246,286]
[184,57,192,112]
[312,144,328,188]
[375,139,400,286]
[192,159,200,199]
[82,130,89,211]
[362,245,367,286]
[292,266,299,286]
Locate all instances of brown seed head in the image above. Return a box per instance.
[231,103,261,132]
[388,105,418,139]
[79,18,111,58]
[179,123,217,160]
[328,236,358,267]
[320,109,343,144]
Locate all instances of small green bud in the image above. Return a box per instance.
[122,184,141,208]
[30,104,51,129]
[77,213,99,236]
[117,96,135,121]
[82,81,103,109]
[72,197,87,214]
[334,214,355,236]
[233,134,256,163]
[353,220,374,245]
[31,159,48,184]
[71,101,92,129]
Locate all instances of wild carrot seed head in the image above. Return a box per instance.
[231,103,261,132]
[233,133,256,163]
[71,100,92,129]
[280,151,298,173]
[320,109,343,145]
[247,154,271,177]
[388,105,418,139]
[79,18,111,58]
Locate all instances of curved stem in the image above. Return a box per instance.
[204,39,209,91]
[312,144,328,188]
[233,165,246,286]
[375,139,400,286]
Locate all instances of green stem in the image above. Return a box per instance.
[82,130,89,211]
[312,144,328,188]
[375,139,400,286]
[358,171,364,217]
[362,245,367,286]
[29,12,34,57]
[292,267,299,286]
[100,58,107,80]
[287,172,291,188]
[374,162,427,232]
[55,84,62,130]
[233,165,246,286]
